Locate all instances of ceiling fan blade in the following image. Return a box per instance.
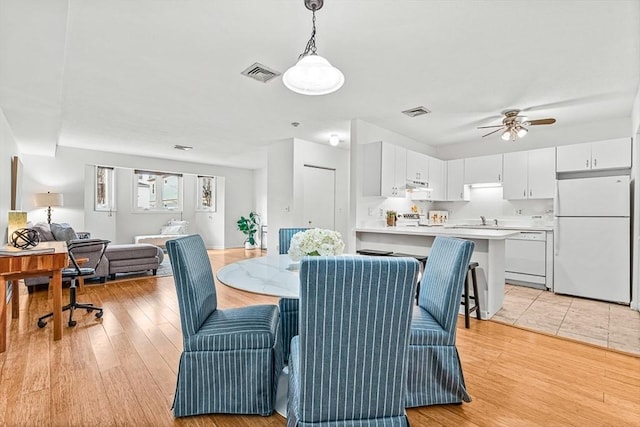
[477,125,504,129]
[527,118,556,126]
[481,128,503,138]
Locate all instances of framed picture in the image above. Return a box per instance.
[197,175,216,212]
[95,165,116,212]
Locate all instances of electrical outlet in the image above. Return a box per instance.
[515,209,523,216]
[379,208,383,218]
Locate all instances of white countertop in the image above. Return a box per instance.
[356,226,520,240]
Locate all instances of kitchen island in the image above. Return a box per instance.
[355,226,520,320]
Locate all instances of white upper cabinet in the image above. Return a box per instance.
[503,148,555,200]
[556,138,631,172]
[446,159,470,201]
[362,141,407,198]
[464,154,503,184]
[427,156,445,200]
[406,151,429,182]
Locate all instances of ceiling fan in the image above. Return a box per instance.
[478,109,556,141]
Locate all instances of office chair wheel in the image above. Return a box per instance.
[68,320,77,327]
[37,320,47,328]
[95,311,104,319]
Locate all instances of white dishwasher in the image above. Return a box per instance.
[505,231,548,289]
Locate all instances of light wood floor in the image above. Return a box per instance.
[1,248,638,426]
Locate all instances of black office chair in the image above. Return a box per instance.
[37,239,110,328]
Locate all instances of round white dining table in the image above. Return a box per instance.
[216,253,300,298]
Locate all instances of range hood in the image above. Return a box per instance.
[406,179,433,191]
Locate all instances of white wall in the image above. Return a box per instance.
[20,146,254,248]
[267,138,349,253]
[631,83,640,310]
[0,109,20,243]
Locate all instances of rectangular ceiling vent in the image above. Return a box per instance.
[241,62,281,83]
[402,106,432,117]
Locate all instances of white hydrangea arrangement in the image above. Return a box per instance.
[287,228,345,261]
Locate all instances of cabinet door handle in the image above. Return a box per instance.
[498,174,501,181]
[530,189,533,197]
[460,192,463,199]
[586,159,589,168]
[593,158,597,167]
[523,189,526,197]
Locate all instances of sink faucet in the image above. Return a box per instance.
[493,218,499,226]
[480,216,486,226]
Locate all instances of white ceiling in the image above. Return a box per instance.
[1,0,639,169]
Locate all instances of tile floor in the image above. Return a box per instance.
[492,284,640,355]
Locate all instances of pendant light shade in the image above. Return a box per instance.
[283,54,344,95]
[284,0,344,96]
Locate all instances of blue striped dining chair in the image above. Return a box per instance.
[406,236,475,407]
[288,256,419,426]
[277,227,308,363]
[166,235,283,417]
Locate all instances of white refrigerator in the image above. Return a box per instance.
[554,175,630,304]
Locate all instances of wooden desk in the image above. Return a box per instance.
[0,242,68,353]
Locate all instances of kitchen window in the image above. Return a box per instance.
[134,169,183,212]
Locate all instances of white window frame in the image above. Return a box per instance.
[95,165,116,212]
[196,175,217,212]
[133,169,183,213]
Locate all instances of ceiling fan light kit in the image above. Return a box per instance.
[479,109,556,141]
[283,0,344,96]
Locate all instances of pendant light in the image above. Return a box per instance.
[283,0,344,96]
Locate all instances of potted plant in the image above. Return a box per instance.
[386,210,397,227]
[237,211,259,249]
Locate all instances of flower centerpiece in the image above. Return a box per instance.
[287,228,345,261]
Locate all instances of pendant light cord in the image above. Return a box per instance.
[299,8,318,59]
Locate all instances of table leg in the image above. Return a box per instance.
[11,280,19,319]
[0,276,6,353]
[52,270,63,341]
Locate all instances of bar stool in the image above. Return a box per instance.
[461,262,481,328]
[390,253,427,305]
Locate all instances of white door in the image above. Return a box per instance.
[446,159,468,201]
[303,165,335,229]
[427,156,445,200]
[554,217,630,303]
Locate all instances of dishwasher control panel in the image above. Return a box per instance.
[508,231,546,241]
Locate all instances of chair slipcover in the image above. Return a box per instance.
[277,227,309,363]
[167,235,283,417]
[406,236,475,407]
[288,256,419,427]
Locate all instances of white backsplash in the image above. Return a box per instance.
[358,186,554,227]
[433,186,554,225]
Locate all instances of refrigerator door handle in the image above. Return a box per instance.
[554,181,559,256]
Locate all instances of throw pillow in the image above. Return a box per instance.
[168,220,189,234]
[161,225,183,235]
[50,223,79,242]
[31,222,55,241]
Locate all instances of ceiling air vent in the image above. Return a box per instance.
[241,62,281,83]
[402,106,432,117]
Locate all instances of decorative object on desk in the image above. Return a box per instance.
[33,191,64,224]
[237,211,259,249]
[287,228,345,261]
[10,228,40,249]
[386,210,397,227]
[7,210,27,244]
